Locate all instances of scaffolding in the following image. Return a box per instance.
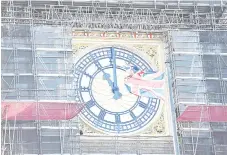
[1,0,227,32]
[1,0,227,155]
[164,30,227,155]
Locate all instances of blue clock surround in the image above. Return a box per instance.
[72,46,161,134]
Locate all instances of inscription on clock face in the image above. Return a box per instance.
[72,47,161,134]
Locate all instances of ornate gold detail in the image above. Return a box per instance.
[72,33,168,136]
[142,112,166,136]
[72,30,160,40]
[132,45,160,69]
[79,118,104,135]
[79,113,167,136]
[153,113,166,134]
[72,43,89,55]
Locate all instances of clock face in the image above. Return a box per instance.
[72,47,161,134]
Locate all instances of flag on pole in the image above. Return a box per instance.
[124,64,165,101]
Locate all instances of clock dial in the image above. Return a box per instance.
[72,47,161,134]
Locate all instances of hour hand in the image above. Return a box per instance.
[92,56,114,89]
[102,72,113,87]
[112,86,122,100]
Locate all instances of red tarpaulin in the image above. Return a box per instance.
[1,101,84,121]
[177,106,227,122]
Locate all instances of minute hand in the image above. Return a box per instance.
[111,47,122,100]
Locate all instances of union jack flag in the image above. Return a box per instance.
[123,64,165,101]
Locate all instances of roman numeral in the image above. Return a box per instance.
[138,101,147,109]
[115,114,121,123]
[129,111,136,119]
[98,110,106,120]
[85,100,95,109]
[84,72,93,78]
[80,87,90,92]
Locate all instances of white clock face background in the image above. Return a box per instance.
[72,47,161,134]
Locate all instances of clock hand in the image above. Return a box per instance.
[111,47,122,100]
[91,56,113,88]
[102,71,113,87]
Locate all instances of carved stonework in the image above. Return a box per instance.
[78,118,104,135]
[72,33,169,136]
[72,43,89,55]
[78,112,167,136]
[133,45,160,69]
[72,30,162,40]
[142,112,166,136]
[153,113,166,134]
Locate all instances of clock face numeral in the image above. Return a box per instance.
[84,72,93,78]
[80,87,90,92]
[94,61,103,70]
[129,111,136,120]
[86,100,95,109]
[98,110,106,120]
[115,114,121,123]
[138,101,148,109]
[72,47,161,134]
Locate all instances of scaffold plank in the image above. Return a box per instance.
[177,106,227,122]
[1,101,84,120]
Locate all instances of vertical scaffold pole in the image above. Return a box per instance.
[166,64,181,155]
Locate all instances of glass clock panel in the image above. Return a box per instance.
[72,47,161,134]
